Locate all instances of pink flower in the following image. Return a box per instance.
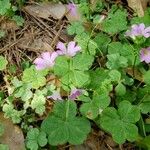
[69,88,84,100]
[33,52,58,70]
[140,47,150,63]
[56,41,81,57]
[125,23,150,39]
[67,3,77,16]
[47,91,62,100]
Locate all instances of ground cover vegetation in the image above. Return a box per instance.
[0,0,150,149]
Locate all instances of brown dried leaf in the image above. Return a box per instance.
[24,3,66,20]
[127,0,148,17]
[126,67,143,82]
[0,112,25,150]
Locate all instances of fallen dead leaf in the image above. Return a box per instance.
[0,112,25,150]
[24,3,66,20]
[126,67,143,82]
[127,0,148,17]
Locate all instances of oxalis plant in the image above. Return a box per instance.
[0,1,150,150]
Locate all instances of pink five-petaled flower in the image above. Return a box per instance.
[56,41,81,57]
[125,23,150,39]
[140,47,150,63]
[69,88,84,100]
[33,52,58,70]
[47,91,62,101]
[67,2,77,16]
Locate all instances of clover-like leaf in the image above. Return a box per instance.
[97,101,140,144]
[0,56,8,71]
[22,66,46,89]
[102,8,127,34]
[31,91,46,115]
[80,91,110,120]
[26,128,47,150]
[41,100,91,146]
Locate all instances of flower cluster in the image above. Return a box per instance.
[67,2,77,16]
[140,47,150,63]
[48,88,84,101]
[125,23,150,39]
[33,41,81,70]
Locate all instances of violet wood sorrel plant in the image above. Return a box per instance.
[0,2,150,150]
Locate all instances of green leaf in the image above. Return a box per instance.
[67,22,85,35]
[14,83,32,102]
[54,55,91,88]
[26,128,47,150]
[31,91,46,115]
[12,15,24,26]
[75,33,98,55]
[0,0,11,15]
[109,70,121,82]
[106,53,128,69]
[88,69,109,90]
[72,53,94,71]
[0,56,8,71]
[102,8,127,34]
[0,144,9,150]
[54,56,69,77]
[144,70,150,85]
[80,91,110,119]
[22,66,46,89]
[94,33,111,53]
[138,92,150,114]
[70,70,90,87]
[97,101,140,144]
[137,136,150,150]
[41,100,91,146]
[115,83,126,96]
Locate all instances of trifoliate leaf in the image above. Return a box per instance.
[102,8,127,34]
[98,101,140,144]
[22,66,46,89]
[41,100,91,146]
[26,128,47,150]
[54,55,91,88]
[0,56,8,71]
